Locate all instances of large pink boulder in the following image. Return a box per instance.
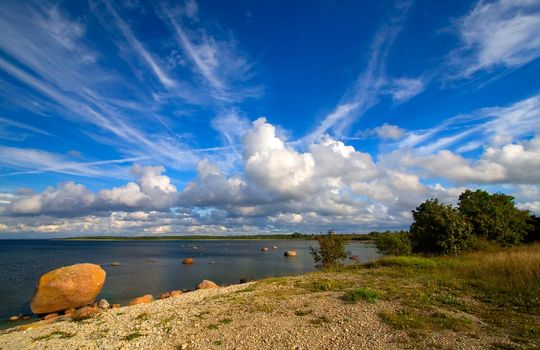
[30,263,106,314]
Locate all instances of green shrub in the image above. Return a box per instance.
[410,199,472,255]
[375,232,412,256]
[458,189,531,245]
[310,231,349,269]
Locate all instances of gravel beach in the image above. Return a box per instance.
[0,272,508,350]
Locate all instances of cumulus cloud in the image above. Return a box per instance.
[100,182,148,208]
[374,123,405,140]
[2,117,538,235]
[453,0,540,76]
[243,118,315,199]
[6,165,177,216]
[400,136,540,184]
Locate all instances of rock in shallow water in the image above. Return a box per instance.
[196,280,219,289]
[128,294,154,306]
[169,290,183,298]
[97,299,110,309]
[284,250,297,257]
[73,305,99,319]
[43,313,58,321]
[182,258,194,264]
[30,263,106,314]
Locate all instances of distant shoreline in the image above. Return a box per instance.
[56,234,377,242]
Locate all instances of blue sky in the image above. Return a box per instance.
[0,0,539,237]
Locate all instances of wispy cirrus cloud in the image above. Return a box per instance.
[450,0,540,78]
[96,0,177,89]
[0,146,143,178]
[396,93,540,154]
[0,0,239,172]
[384,77,426,103]
[302,1,417,144]
[160,2,262,103]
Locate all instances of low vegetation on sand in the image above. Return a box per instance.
[318,243,540,348]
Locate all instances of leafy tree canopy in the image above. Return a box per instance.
[310,231,349,269]
[410,199,473,255]
[458,189,531,245]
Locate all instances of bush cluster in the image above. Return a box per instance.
[375,231,411,256]
[409,189,534,255]
[310,231,349,269]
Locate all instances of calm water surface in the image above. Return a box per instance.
[0,239,378,328]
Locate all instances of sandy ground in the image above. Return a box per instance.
[0,276,508,350]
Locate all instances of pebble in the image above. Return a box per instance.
[98,299,110,309]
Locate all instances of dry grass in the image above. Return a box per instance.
[441,244,540,311]
[326,243,540,347]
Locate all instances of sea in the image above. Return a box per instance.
[0,239,378,329]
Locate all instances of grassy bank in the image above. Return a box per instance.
[244,243,540,348]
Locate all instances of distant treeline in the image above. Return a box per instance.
[59,231,401,241]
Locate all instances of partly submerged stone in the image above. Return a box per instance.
[196,280,219,289]
[128,294,153,306]
[169,290,183,298]
[284,250,297,257]
[159,291,171,299]
[30,263,106,314]
[72,305,99,319]
[97,299,110,309]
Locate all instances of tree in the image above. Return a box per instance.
[524,215,540,243]
[410,199,473,255]
[375,231,411,256]
[310,231,349,269]
[458,189,531,245]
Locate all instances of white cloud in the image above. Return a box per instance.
[9,182,96,215]
[302,2,412,144]
[385,77,425,103]
[1,115,537,235]
[0,146,141,178]
[162,2,261,102]
[244,118,315,198]
[374,123,405,140]
[100,0,176,88]
[6,165,178,216]
[100,182,148,208]
[396,93,540,154]
[269,213,303,224]
[453,0,540,76]
[400,136,540,184]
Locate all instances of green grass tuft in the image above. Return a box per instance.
[379,307,473,332]
[136,312,149,321]
[309,315,331,325]
[341,288,380,304]
[123,332,143,341]
[33,331,75,342]
[303,279,351,292]
[294,309,313,316]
